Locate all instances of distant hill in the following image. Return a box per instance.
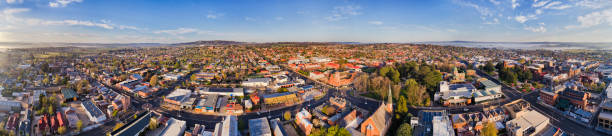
[417,41,612,50]
[172,40,247,46]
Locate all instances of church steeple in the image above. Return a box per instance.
[386,84,393,113]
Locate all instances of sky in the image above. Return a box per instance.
[0,0,611,43]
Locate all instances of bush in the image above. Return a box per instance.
[284,111,291,121]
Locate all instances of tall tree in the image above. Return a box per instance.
[150,75,158,87]
[482,122,498,136]
[396,123,413,136]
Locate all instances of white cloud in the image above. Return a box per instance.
[454,0,493,16]
[512,0,520,9]
[566,9,612,28]
[514,14,538,23]
[524,23,547,32]
[2,8,29,15]
[275,17,284,21]
[484,18,500,24]
[5,0,23,4]
[325,5,362,21]
[0,8,140,30]
[514,16,528,23]
[153,28,198,35]
[541,1,571,9]
[535,9,543,15]
[49,0,83,8]
[575,0,612,9]
[532,0,550,7]
[206,12,224,19]
[368,21,383,25]
[489,0,501,5]
[244,17,255,21]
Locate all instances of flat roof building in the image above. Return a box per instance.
[197,87,244,96]
[249,117,272,136]
[110,112,151,136]
[165,89,192,105]
[506,110,549,136]
[81,100,106,123]
[159,118,187,136]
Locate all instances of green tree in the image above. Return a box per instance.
[76,120,83,132]
[284,111,291,121]
[483,61,496,74]
[404,79,428,106]
[276,88,288,93]
[54,74,62,85]
[482,122,498,136]
[379,66,400,83]
[57,126,67,134]
[150,75,158,87]
[42,76,50,85]
[396,95,409,115]
[113,123,125,131]
[149,117,158,130]
[396,123,413,136]
[310,125,350,136]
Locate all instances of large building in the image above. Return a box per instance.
[263,92,298,105]
[0,101,21,112]
[158,118,187,136]
[436,81,476,106]
[295,108,313,135]
[249,117,272,136]
[503,99,531,119]
[433,116,455,136]
[197,87,244,96]
[598,100,612,132]
[110,112,151,136]
[241,78,271,87]
[164,89,192,105]
[360,87,393,136]
[539,85,565,106]
[213,115,239,136]
[81,100,106,123]
[506,110,550,136]
[557,88,590,110]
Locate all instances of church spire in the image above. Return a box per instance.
[386,83,393,113]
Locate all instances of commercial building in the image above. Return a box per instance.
[557,89,590,110]
[197,87,244,96]
[506,110,550,136]
[329,97,347,109]
[0,100,21,112]
[194,94,218,112]
[432,116,455,136]
[164,89,192,105]
[213,115,239,136]
[241,78,271,87]
[269,118,287,136]
[414,110,447,136]
[503,99,531,119]
[263,92,298,105]
[110,112,151,136]
[597,100,612,132]
[61,88,78,102]
[81,100,106,123]
[539,85,565,106]
[436,81,476,106]
[249,117,272,136]
[158,118,187,136]
[295,108,313,135]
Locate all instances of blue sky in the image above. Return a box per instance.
[0,0,610,43]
